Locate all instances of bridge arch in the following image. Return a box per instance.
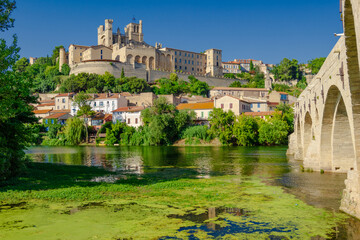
[320,85,355,172]
[303,112,313,157]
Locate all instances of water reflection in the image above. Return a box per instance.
[26,145,360,239]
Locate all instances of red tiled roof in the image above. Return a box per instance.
[33,109,52,114]
[278,92,289,95]
[176,101,214,110]
[120,92,133,97]
[50,109,71,113]
[44,112,68,119]
[112,106,145,113]
[94,93,121,99]
[37,102,55,107]
[267,102,279,106]
[55,93,75,98]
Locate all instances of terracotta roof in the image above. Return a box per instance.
[176,102,214,110]
[44,112,69,119]
[33,109,52,114]
[104,114,112,121]
[37,102,55,107]
[211,87,268,91]
[267,102,279,106]
[94,93,121,99]
[51,109,71,113]
[55,93,75,98]
[120,92,133,97]
[243,111,278,116]
[278,92,289,95]
[112,106,145,113]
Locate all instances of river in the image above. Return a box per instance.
[1,146,359,239]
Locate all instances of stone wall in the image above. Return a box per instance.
[70,61,246,87]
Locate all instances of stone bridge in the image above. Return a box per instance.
[287,0,360,218]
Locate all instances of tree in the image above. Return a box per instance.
[0,0,38,179]
[250,60,255,72]
[153,74,188,96]
[258,119,289,145]
[208,108,235,144]
[272,58,302,81]
[51,45,64,65]
[64,118,86,145]
[308,57,326,75]
[121,68,125,79]
[73,91,95,117]
[229,81,242,88]
[140,97,194,145]
[13,57,29,72]
[61,63,70,75]
[233,115,259,146]
[188,75,210,97]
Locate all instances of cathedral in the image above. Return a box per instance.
[59,19,223,77]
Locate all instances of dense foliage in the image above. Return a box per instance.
[307,57,326,75]
[63,118,86,145]
[272,58,302,81]
[0,0,38,180]
[208,105,293,146]
[103,97,196,146]
[153,73,210,97]
[229,81,242,88]
[60,72,151,94]
[73,91,95,117]
[13,44,70,93]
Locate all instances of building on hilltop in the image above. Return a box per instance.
[59,19,223,78]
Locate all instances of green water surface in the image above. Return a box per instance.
[0,146,358,239]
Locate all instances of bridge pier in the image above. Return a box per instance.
[341,170,360,219]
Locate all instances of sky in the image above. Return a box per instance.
[4,0,344,64]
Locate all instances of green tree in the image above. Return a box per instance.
[64,118,86,145]
[13,57,29,72]
[0,0,38,179]
[229,81,242,88]
[307,57,326,75]
[73,91,95,117]
[224,73,236,79]
[233,115,259,146]
[61,63,70,75]
[258,119,289,145]
[188,75,210,97]
[51,45,64,65]
[208,108,235,144]
[272,58,302,81]
[250,60,255,72]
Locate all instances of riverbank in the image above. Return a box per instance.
[0,161,348,239]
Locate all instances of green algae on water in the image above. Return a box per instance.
[0,163,347,239]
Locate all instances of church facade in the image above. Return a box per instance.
[59,19,223,77]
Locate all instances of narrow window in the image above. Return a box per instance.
[135,118,138,124]
[221,104,224,109]
[128,118,130,124]
[230,103,233,109]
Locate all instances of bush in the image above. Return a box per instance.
[182,125,211,142]
[258,119,289,145]
[64,118,86,145]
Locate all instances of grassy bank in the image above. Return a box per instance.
[0,163,347,239]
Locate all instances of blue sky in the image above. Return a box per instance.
[5,0,343,64]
